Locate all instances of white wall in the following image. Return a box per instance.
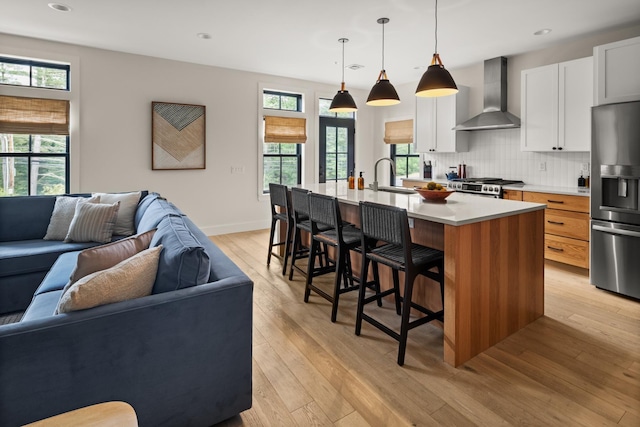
[0,33,376,235]
[375,24,640,188]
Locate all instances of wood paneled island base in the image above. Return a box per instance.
[443,210,545,366]
[296,183,546,367]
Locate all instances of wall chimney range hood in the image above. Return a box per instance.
[454,56,520,131]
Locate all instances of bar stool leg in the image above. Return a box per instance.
[355,255,371,336]
[281,220,293,275]
[392,269,402,315]
[397,272,417,366]
[304,240,318,303]
[330,246,345,323]
[267,217,277,266]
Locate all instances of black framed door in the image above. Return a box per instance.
[319,117,355,183]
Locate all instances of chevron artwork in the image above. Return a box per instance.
[152,101,206,170]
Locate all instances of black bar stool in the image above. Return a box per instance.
[288,187,328,280]
[266,183,293,275]
[356,201,445,366]
[305,193,378,322]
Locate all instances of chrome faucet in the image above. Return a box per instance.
[370,157,396,191]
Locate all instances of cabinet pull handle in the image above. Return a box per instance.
[547,220,565,225]
[547,199,564,204]
[547,246,564,252]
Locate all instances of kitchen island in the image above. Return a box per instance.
[302,182,546,367]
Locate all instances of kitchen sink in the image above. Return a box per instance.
[375,186,416,195]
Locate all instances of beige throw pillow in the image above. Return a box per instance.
[43,195,100,240]
[93,192,141,236]
[56,245,163,314]
[64,202,120,243]
[66,229,157,291]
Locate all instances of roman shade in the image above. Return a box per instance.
[264,116,306,143]
[384,119,413,144]
[0,95,70,135]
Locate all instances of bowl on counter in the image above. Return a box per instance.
[415,188,455,201]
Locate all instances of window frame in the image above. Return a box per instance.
[390,143,420,186]
[0,134,70,196]
[259,87,305,196]
[0,56,70,91]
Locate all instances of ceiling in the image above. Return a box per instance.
[2,0,640,90]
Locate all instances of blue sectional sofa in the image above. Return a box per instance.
[0,192,253,427]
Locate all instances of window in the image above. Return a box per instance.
[262,90,303,192]
[390,143,420,186]
[319,98,355,119]
[0,56,70,90]
[0,134,69,196]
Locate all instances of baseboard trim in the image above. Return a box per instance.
[200,219,270,236]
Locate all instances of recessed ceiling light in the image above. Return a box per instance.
[197,33,212,40]
[346,64,364,71]
[48,3,72,12]
[534,28,552,36]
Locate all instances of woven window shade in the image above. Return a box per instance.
[0,95,70,136]
[264,116,306,143]
[384,119,413,144]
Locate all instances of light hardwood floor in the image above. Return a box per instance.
[212,229,640,427]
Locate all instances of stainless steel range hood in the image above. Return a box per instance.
[454,56,520,131]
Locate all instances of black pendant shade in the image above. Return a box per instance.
[366,74,401,106]
[330,83,358,112]
[416,54,458,97]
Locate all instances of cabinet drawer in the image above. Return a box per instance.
[545,234,589,269]
[524,191,589,213]
[545,209,589,240]
[502,189,523,201]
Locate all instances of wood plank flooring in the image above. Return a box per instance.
[211,229,640,427]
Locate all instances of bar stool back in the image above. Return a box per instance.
[266,183,293,275]
[305,193,364,322]
[356,201,445,365]
[288,187,314,280]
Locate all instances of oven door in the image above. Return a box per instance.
[590,219,640,299]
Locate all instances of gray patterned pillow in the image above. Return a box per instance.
[64,201,120,243]
[93,191,141,236]
[43,195,100,240]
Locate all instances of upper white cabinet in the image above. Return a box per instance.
[594,36,640,106]
[521,57,592,152]
[414,86,469,153]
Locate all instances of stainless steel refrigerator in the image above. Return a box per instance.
[591,100,640,300]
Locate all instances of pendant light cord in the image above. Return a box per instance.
[381,20,385,70]
[434,0,438,54]
[341,40,345,83]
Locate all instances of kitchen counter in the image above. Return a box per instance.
[305,182,545,226]
[300,181,545,367]
[506,184,590,197]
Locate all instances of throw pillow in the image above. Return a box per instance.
[64,201,120,243]
[43,195,100,241]
[66,228,157,290]
[93,191,141,236]
[150,215,210,294]
[56,245,163,313]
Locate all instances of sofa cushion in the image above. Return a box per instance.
[94,191,141,236]
[150,215,210,294]
[43,195,100,241]
[67,229,156,288]
[137,197,184,234]
[134,192,161,230]
[34,251,80,296]
[57,245,162,313]
[21,290,64,322]
[64,202,120,243]
[0,240,99,278]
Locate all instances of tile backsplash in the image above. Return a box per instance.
[422,129,590,187]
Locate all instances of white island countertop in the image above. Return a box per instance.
[302,182,546,226]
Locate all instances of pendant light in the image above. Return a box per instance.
[366,18,400,106]
[329,38,358,113]
[415,0,458,97]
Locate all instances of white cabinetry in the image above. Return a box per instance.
[414,86,469,153]
[594,36,640,106]
[521,57,592,152]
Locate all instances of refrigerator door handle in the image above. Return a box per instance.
[592,224,640,238]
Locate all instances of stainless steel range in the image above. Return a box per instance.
[447,178,524,198]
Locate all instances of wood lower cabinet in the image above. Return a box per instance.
[523,191,590,269]
[502,189,523,201]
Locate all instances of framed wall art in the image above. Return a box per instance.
[152,101,206,170]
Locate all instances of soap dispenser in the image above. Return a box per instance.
[357,171,365,190]
[348,170,355,189]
